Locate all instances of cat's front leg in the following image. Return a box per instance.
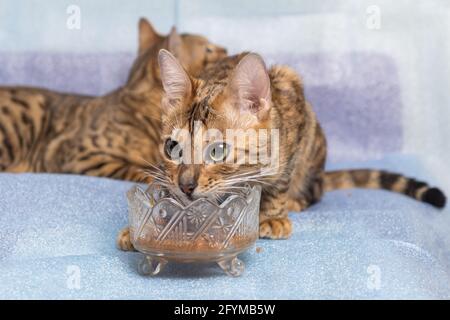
[259,192,292,239]
[116,168,155,252]
[116,227,136,251]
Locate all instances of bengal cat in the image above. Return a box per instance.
[116,49,446,248]
[0,19,226,179]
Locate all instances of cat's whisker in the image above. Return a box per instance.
[138,168,165,180]
[223,163,287,182]
[224,170,280,182]
[212,186,247,194]
[216,185,248,190]
[142,175,170,186]
[139,158,166,174]
[224,170,263,179]
[141,169,171,185]
[141,169,168,180]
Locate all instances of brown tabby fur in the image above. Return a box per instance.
[149,50,446,243]
[0,20,445,251]
[0,19,226,180]
[154,51,327,240]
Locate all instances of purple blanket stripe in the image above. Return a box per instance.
[0,52,403,162]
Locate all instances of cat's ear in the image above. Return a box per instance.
[158,49,192,104]
[138,18,160,55]
[230,53,271,121]
[167,26,183,57]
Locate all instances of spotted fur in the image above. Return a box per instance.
[149,50,446,242]
[322,169,446,208]
[0,19,226,182]
[151,51,328,239]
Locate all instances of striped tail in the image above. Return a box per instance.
[322,169,446,209]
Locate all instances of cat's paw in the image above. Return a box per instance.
[259,218,292,239]
[116,227,136,251]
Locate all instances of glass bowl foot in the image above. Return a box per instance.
[217,256,245,277]
[138,256,168,276]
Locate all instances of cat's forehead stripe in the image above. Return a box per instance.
[188,97,211,132]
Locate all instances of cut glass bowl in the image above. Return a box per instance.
[127,183,261,277]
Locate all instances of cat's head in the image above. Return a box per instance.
[126,18,227,90]
[155,49,276,202]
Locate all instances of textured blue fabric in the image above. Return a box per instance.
[0,155,449,299]
[0,42,448,299]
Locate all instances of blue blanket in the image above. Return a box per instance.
[1,155,449,299]
[0,49,449,299]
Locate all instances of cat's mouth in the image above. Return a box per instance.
[171,186,231,205]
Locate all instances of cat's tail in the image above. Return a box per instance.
[321,169,446,208]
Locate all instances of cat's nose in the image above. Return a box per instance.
[178,165,199,197]
[180,182,197,197]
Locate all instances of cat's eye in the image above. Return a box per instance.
[164,138,183,161]
[206,142,230,163]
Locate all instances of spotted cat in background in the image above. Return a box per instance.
[118,49,445,244]
[0,18,226,179]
